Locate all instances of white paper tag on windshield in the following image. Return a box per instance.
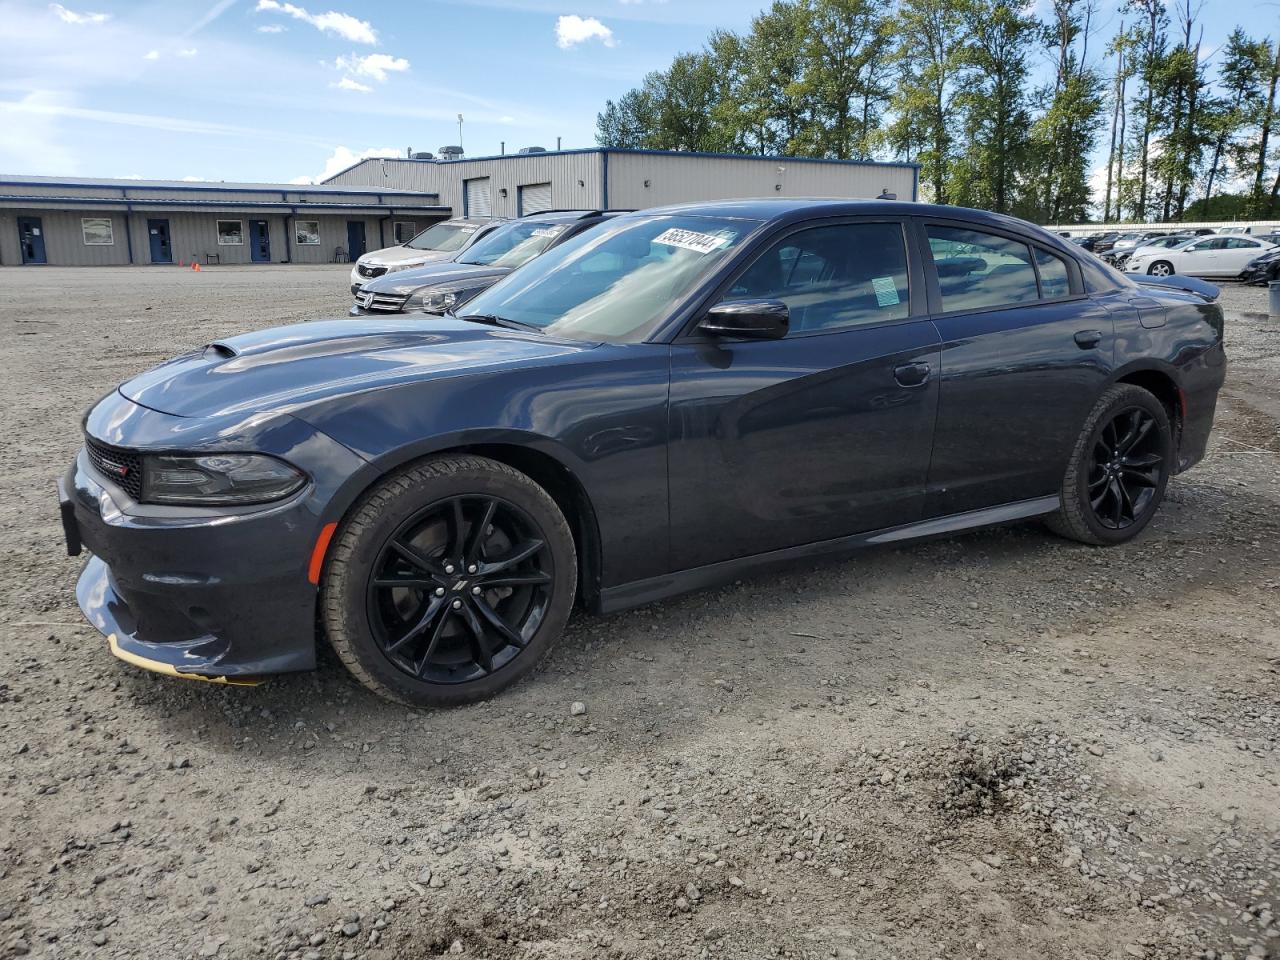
[459,226,478,234]
[653,227,728,254]
[531,227,563,238]
[871,276,900,306]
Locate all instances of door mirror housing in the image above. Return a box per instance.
[698,299,789,340]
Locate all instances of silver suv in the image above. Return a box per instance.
[349,217,503,294]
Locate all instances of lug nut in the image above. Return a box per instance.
[451,599,462,609]
[434,587,445,597]
[467,564,477,574]
[472,586,482,595]
[444,564,455,574]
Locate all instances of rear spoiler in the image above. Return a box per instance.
[1125,272,1220,302]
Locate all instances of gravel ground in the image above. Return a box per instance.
[0,265,1277,960]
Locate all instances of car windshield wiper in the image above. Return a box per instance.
[452,312,544,334]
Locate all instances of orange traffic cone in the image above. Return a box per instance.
[192,261,201,272]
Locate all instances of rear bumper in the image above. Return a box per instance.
[1176,341,1226,473]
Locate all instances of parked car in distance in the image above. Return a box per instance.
[1126,234,1278,277]
[1109,234,1194,270]
[1089,232,1122,254]
[60,199,1227,708]
[350,217,503,294]
[350,210,624,317]
[1239,245,1280,285]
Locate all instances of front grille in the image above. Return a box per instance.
[85,437,143,500]
[357,264,388,279]
[354,291,409,312]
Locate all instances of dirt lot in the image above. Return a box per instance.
[0,265,1276,960]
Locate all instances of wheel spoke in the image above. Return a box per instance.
[1118,415,1154,455]
[445,498,467,556]
[480,571,551,589]
[386,595,446,654]
[1109,478,1124,526]
[1116,476,1136,523]
[413,604,454,678]
[389,539,439,575]
[1123,452,1162,469]
[479,539,545,575]
[473,596,526,648]
[456,603,494,673]
[464,498,498,563]
[373,574,436,588]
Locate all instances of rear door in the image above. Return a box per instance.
[249,220,271,262]
[1221,237,1266,274]
[667,217,941,570]
[921,220,1115,517]
[18,217,46,264]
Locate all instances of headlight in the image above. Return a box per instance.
[408,282,487,314]
[141,453,306,505]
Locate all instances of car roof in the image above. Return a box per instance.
[441,216,503,227]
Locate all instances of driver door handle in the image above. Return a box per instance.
[893,361,931,387]
[1074,329,1103,349]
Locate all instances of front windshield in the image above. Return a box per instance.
[457,220,572,269]
[459,214,760,342]
[405,221,479,252]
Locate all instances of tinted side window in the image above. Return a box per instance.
[927,225,1039,312]
[1033,248,1071,298]
[724,223,910,334]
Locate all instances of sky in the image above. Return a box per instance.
[0,0,1267,188]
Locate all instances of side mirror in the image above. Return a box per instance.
[697,299,789,340]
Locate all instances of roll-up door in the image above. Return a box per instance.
[464,177,492,217]
[518,182,553,216]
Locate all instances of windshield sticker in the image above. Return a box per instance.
[653,228,729,255]
[531,227,564,238]
[871,276,901,307]
[459,226,478,234]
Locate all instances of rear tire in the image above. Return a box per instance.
[1147,261,1174,277]
[1046,384,1173,546]
[322,455,576,707]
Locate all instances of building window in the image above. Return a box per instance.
[217,220,244,245]
[81,217,114,245]
[295,220,320,245]
[393,221,417,244]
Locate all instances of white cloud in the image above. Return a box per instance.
[49,3,109,24]
[178,47,198,57]
[142,49,160,60]
[254,0,376,45]
[181,175,210,181]
[257,24,286,33]
[555,14,614,49]
[292,145,403,184]
[334,52,409,82]
[333,76,372,93]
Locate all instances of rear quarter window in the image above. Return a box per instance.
[927,225,1039,312]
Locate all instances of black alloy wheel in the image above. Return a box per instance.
[323,455,576,707]
[1048,383,1173,546]
[367,495,553,684]
[1086,408,1164,530]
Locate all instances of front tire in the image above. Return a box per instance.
[1147,261,1174,277]
[322,455,577,707]
[1047,384,1173,546]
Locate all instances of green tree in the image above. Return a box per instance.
[1203,29,1269,204]
[1124,0,1168,220]
[885,0,969,203]
[949,0,1038,213]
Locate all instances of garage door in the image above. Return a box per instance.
[464,178,492,217]
[518,182,553,216]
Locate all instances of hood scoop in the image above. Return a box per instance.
[203,342,238,359]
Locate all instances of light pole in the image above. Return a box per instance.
[457,113,463,152]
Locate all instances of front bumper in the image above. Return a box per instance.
[63,395,368,681]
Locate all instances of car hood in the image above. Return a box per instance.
[118,317,595,420]
[360,262,510,296]
[359,245,454,268]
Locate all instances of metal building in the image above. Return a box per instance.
[0,175,448,266]
[323,148,920,218]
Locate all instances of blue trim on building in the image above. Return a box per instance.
[0,195,449,214]
[321,146,921,184]
[0,177,438,201]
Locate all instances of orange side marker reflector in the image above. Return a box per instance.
[308,522,338,585]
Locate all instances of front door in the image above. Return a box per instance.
[668,219,940,571]
[18,217,46,264]
[346,221,366,260]
[922,221,1115,517]
[147,219,172,263]
[249,220,271,262]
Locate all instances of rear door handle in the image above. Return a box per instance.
[893,361,931,387]
[1073,329,1103,349]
